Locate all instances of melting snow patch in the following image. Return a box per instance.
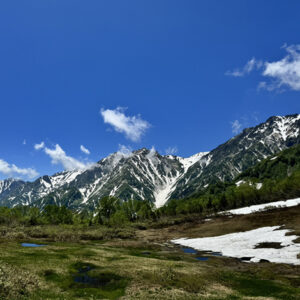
[172,226,300,265]
[225,197,300,215]
[177,152,209,173]
[235,180,246,187]
[256,182,262,190]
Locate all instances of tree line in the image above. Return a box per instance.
[159,144,300,216]
[0,197,156,227]
[1,168,299,227]
[0,144,299,227]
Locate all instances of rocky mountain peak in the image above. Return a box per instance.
[0,114,299,210]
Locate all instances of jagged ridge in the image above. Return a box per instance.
[0,114,299,210]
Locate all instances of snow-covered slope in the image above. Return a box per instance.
[0,148,207,209]
[224,197,300,215]
[89,149,208,208]
[0,170,85,207]
[0,178,23,194]
[154,152,208,207]
[0,114,299,210]
[170,114,300,199]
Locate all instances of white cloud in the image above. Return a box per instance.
[226,58,263,77]
[227,44,300,91]
[231,120,242,134]
[165,146,178,155]
[44,144,91,171]
[34,141,45,150]
[100,107,151,142]
[0,159,39,179]
[80,145,90,155]
[262,44,300,91]
[107,145,133,169]
[23,139,26,145]
[146,146,159,165]
[35,143,91,171]
[117,144,132,157]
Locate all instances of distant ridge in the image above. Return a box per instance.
[0,114,299,210]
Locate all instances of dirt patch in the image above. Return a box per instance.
[254,242,284,249]
[135,205,300,244]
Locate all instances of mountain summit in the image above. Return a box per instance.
[0,114,299,210]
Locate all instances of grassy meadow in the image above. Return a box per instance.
[0,206,299,299]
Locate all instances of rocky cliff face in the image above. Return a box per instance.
[0,114,299,210]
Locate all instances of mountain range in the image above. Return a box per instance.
[0,114,299,210]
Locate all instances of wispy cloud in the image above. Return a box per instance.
[261,44,300,91]
[35,142,91,171]
[22,139,26,145]
[231,120,242,134]
[146,146,159,165]
[80,145,90,155]
[107,145,133,169]
[226,58,263,77]
[34,141,45,150]
[226,44,300,92]
[100,107,151,142]
[165,146,178,155]
[0,159,38,179]
[117,144,132,157]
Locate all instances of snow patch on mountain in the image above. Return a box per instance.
[0,114,299,210]
[154,171,180,208]
[224,197,300,215]
[177,152,209,172]
[0,178,20,194]
[154,152,209,207]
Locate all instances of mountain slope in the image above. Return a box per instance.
[162,143,300,217]
[0,148,208,209]
[39,149,208,209]
[237,143,300,182]
[170,114,300,199]
[0,114,299,210]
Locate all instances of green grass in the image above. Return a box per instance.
[221,272,300,299]
[0,241,129,299]
[0,209,299,299]
[43,261,128,300]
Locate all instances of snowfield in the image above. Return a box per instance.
[172,226,300,265]
[224,197,300,215]
[154,152,208,208]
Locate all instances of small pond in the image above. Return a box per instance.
[21,243,46,247]
[182,247,197,254]
[72,262,126,289]
[196,257,209,261]
[210,252,222,256]
[181,248,210,261]
[74,265,100,286]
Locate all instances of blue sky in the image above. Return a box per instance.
[0,1,299,180]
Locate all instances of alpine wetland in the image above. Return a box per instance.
[0,1,299,299]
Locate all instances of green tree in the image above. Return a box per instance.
[96,196,121,224]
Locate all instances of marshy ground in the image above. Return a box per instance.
[0,206,299,299]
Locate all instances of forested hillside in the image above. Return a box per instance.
[160,144,300,216]
[0,145,300,229]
